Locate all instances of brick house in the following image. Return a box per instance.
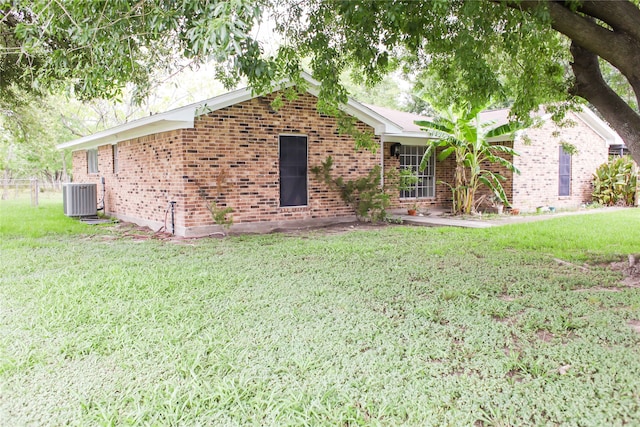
[507,108,618,211]
[367,105,619,213]
[59,75,618,236]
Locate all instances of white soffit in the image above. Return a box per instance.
[57,106,196,151]
[383,132,433,145]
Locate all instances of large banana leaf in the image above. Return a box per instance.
[413,104,522,214]
[485,122,524,139]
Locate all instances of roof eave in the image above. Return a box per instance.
[576,107,624,146]
[383,132,437,144]
[56,109,196,151]
[57,71,403,151]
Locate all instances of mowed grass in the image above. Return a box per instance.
[1,199,640,426]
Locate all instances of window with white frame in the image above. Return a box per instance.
[399,145,435,198]
[87,149,98,174]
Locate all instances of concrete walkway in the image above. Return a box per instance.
[391,206,633,229]
[397,214,494,228]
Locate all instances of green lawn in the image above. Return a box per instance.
[2,199,640,426]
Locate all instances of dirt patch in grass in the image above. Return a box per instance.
[99,222,201,244]
[536,329,555,342]
[104,220,394,241]
[573,286,623,293]
[279,221,394,236]
[610,257,640,288]
[627,320,640,335]
[571,255,640,291]
[599,255,640,288]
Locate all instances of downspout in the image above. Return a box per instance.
[380,134,385,188]
[97,176,105,211]
[170,201,176,235]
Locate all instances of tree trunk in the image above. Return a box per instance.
[569,43,640,165]
[511,1,640,165]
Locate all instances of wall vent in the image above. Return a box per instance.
[63,183,97,217]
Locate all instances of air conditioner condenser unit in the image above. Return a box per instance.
[63,183,97,217]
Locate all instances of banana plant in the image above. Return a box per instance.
[415,103,522,215]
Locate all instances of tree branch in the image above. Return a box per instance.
[517,1,640,86]
[578,1,640,43]
[570,42,640,162]
[59,114,85,138]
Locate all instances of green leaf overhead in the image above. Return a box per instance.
[2,0,640,164]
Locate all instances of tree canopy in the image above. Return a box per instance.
[265,0,640,159]
[1,0,264,100]
[2,1,640,163]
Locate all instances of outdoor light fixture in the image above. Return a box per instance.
[390,143,401,158]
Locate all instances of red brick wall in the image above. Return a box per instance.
[71,92,379,235]
[474,141,515,210]
[71,100,607,230]
[511,111,608,211]
[382,141,514,213]
[73,132,187,232]
[382,114,606,215]
[179,92,379,232]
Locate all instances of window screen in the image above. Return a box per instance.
[113,145,118,174]
[559,146,571,196]
[279,136,308,207]
[87,149,98,174]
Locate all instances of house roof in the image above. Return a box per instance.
[362,104,428,133]
[58,73,622,151]
[365,104,622,146]
[364,105,517,142]
[57,73,405,151]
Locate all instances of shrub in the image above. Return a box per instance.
[207,202,233,229]
[198,168,234,229]
[592,156,637,206]
[311,156,415,222]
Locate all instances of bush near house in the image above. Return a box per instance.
[416,103,521,215]
[592,156,637,206]
[311,156,416,222]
